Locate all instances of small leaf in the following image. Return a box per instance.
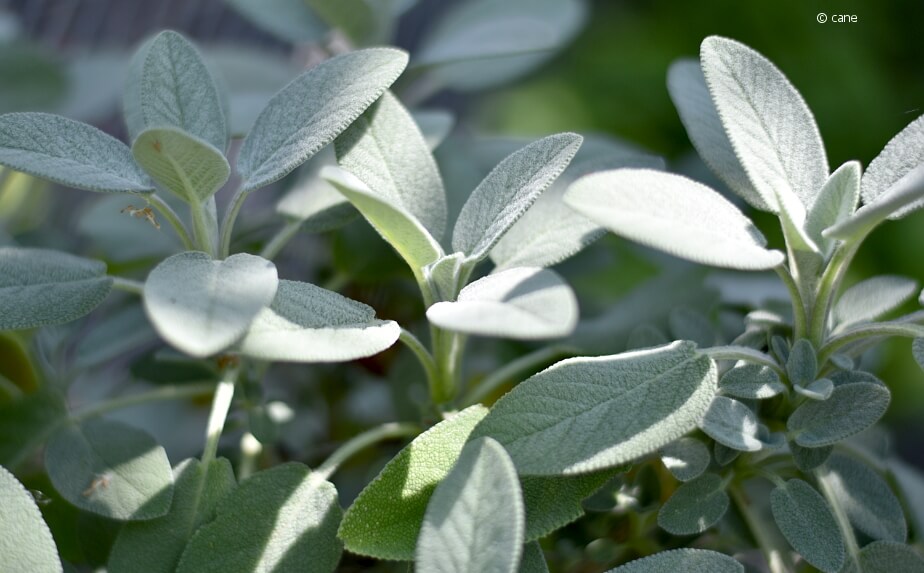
[426,267,578,340]
[176,463,341,573]
[794,378,834,401]
[143,251,278,358]
[713,443,739,466]
[238,279,399,362]
[0,247,112,330]
[108,458,236,573]
[521,470,618,541]
[604,549,743,573]
[770,479,845,573]
[827,163,924,240]
[339,405,488,560]
[861,113,924,219]
[834,275,918,331]
[720,364,786,400]
[237,48,408,193]
[699,396,762,452]
[416,437,524,573]
[817,453,907,543]
[848,541,924,573]
[452,133,582,262]
[518,542,548,573]
[132,127,230,204]
[0,112,153,193]
[789,379,890,448]
[658,473,729,535]
[791,442,832,472]
[913,338,924,371]
[0,464,63,573]
[224,0,327,43]
[471,341,718,475]
[124,30,228,151]
[787,339,818,386]
[564,169,784,270]
[45,417,174,521]
[806,161,860,255]
[661,437,711,482]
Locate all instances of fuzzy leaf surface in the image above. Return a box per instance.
[842,541,924,573]
[914,339,924,371]
[770,479,845,573]
[719,364,785,400]
[518,542,548,573]
[603,549,743,573]
[827,163,924,240]
[861,113,924,218]
[521,470,618,541]
[699,396,762,452]
[787,339,817,386]
[806,161,860,255]
[833,275,918,331]
[0,464,62,573]
[661,437,711,482]
[887,459,924,542]
[132,127,230,204]
[788,380,890,447]
[657,473,729,535]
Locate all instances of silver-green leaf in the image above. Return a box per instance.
[833,275,918,331]
[826,163,924,240]
[699,396,762,452]
[914,338,924,371]
[788,379,890,448]
[518,542,548,573]
[657,473,729,535]
[787,339,817,386]
[806,161,860,255]
[719,364,786,400]
[603,549,743,573]
[0,464,63,573]
[661,437,711,482]
[844,541,924,573]
[132,127,230,204]
[861,113,924,219]
[770,479,845,573]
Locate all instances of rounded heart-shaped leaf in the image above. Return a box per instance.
[661,437,711,482]
[132,127,230,204]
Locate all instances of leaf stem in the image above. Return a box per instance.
[111,276,145,296]
[462,345,573,406]
[259,219,302,260]
[430,326,463,404]
[702,345,785,377]
[219,184,250,259]
[201,366,238,466]
[817,322,924,364]
[774,265,808,340]
[315,422,420,481]
[147,193,195,251]
[729,483,795,573]
[190,200,217,258]
[814,467,861,569]
[399,328,439,393]
[809,241,863,348]
[71,381,217,422]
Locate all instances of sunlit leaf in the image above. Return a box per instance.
[661,437,711,482]
[719,364,785,400]
[0,464,62,573]
[861,113,924,219]
[699,396,762,452]
[132,127,230,204]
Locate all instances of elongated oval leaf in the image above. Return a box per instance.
[565,169,784,270]
[806,161,860,255]
[827,163,924,240]
[335,91,446,239]
[339,405,487,560]
[661,437,711,482]
[719,364,786,400]
[45,417,174,520]
[416,437,524,573]
[604,549,743,573]
[789,381,890,448]
[176,463,341,573]
[699,396,762,452]
[787,339,817,386]
[426,267,578,340]
[770,479,845,573]
[519,542,548,573]
[834,275,918,331]
[861,113,924,218]
[143,251,278,358]
[657,473,729,535]
[471,341,718,475]
[700,36,828,210]
[0,112,153,193]
[889,459,924,541]
[0,247,112,330]
[238,279,399,362]
[452,133,582,262]
[0,464,62,573]
[108,458,236,573]
[237,48,408,193]
[132,127,230,204]
[124,30,227,151]
[791,442,833,472]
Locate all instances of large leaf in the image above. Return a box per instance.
[565,169,784,270]
[238,279,399,362]
[700,36,828,211]
[416,438,524,573]
[661,437,711,482]
[143,251,278,358]
[124,30,228,151]
[833,275,918,331]
[0,247,112,330]
[108,458,236,573]
[788,377,890,448]
[452,133,582,262]
[657,473,729,535]
[699,396,762,452]
[806,161,860,255]
[237,48,408,193]
[45,417,174,521]
[0,464,63,573]
[225,0,327,43]
[132,127,230,204]
[521,470,618,541]
[471,341,718,475]
[604,549,743,573]
[827,163,924,241]
[770,479,845,573]
[176,463,341,573]
[0,112,153,193]
[339,405,487,560]
[335,91,447,240]
[861,113,924,218]
[426,267,578,340]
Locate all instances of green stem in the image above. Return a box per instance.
[399,328,439,394]
[774,265,808,340]
[702,346,786,377]
[817,322,924,364]
[259,219,302,260]
[71,382,217,422]
[462,345,573,406]
[815,468,861,569]
[219,184,250,259]
[809,241,863,348]
[147,193,195,251]
[111,277,144,296]
[315,422,420,480]
[201,368,238,466]
[729,484,795,573]
[238,432,262,480]
[430,326,463,404]
[190,201,217,258]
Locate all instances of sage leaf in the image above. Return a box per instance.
[794,378,834,401]
[275,147,358,232]
[818,453,906,543]
[787,339,817,386]
[108,458,236,573]
[124,31,228,151]
[564,169,784,270]
[0,112,153,193]
[827,163,924,240]
[143,252,278,358]
[0,464,63,573]
[453,133,582,262]
[225,0,327,43]
[833,275,918,331]
[518,542,548,573]
[700,396,762,452]
[700,36,828,211]
[132,127,230,204]
[0,247,112,330]
[861,113,924,218]
[45,417,174,521]
[0,389,66,467]
[426,267,578,340]
[657,473,729,535]
[770,479,845,573]
[791,443,832,472]
[667,59,770,212]
[713,443,740,466]
[335,91,447,240]
[844,541,924,573]
[914,338,924,371]
[423,252,466,302]
[416,437,524,573]
[176,463,342,573]
[471,341,717,475]
[719,364,786,400]
[413,110,454,151]
[521,470,618,541]
[661,437,711,482]
[888,459,924,540]
[806,161,860,255]
[603,549,743,573]
[238,279,399,362]
[789,379,890,448]
[339,405,487,560]
[237,48,408,193]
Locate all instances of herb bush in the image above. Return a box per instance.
[0,5,923,573]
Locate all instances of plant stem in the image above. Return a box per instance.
[71,381,217,422]
[201,367,238,466]
[147,193,195,251]
[190,201,217,258]
[111,277,145,296]
[219,184,250,259]
[259,219,302,260]
[238,432,262,480]
[815,468,861,570]
[809,241,863,348]
[315,422,420,480]
[774,265,807,340]
[702,345,786,377]
[399,328,439,394]
[430,326,463,404]
[817,322,924,364]
[462,345,572,406]
[729,484,795,573]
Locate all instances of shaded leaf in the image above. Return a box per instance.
[787,339,817,386]
[132,127,230,204]
[789,380,890,447]
[846,541,924,573]
[658,473,729,535]
[518,542,548,573]
[699,396,762,452]
[834,275,918,331]
[888,459,924,541]
[77,194,178,263]
[914,338,924,371]
[719,364,785,400]
[603,549,743,573]
[669,307,715,348]
[661,437,711,482]
[225,0,327,43]
[0,389,66,466]
[770,479,845,573]
[0,464,62,573]
[275,147,357,232]
[791,442,832,472]
[521,469,619,541]
[413,110,454,151]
